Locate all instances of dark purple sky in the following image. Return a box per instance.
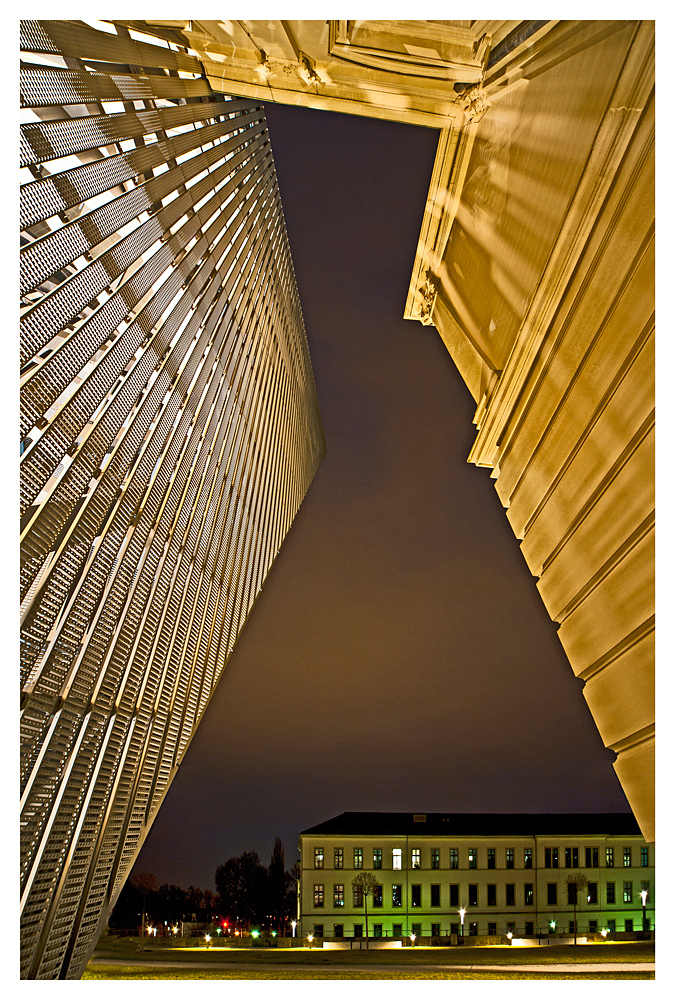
[133,102,630,891]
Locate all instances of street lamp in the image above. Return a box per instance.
[458,907,466,940]
[549,920,556,934]
[641,888,648,931]
[307,934,313,950]
[410,933,416,947]
[291,920,297,938]
[507,932,513,945]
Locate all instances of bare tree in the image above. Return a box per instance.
[351,872,378,949]
[565,872,588,946]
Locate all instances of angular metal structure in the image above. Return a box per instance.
[20,19,325,979]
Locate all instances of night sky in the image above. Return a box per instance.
[133,102,631,892]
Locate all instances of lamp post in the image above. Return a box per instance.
[641,889,648,931]
[410,933,416,948]
[291,920,296,938]
[459,907,466,942]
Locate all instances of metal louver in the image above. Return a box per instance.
[20,18,325,979]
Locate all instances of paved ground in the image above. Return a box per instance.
[89,956,655,975]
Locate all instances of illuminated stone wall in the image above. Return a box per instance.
[20,19,324,979]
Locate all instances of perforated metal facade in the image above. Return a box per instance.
[20,19,325,979]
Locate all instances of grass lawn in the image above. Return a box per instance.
[84,964,654,981]
[92,938,654,968]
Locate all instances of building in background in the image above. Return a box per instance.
[299,812,655,941]
[20,20,324,979]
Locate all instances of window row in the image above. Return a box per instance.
[312,845,650,870]
[310,916,643,938]
[314,880,651,909]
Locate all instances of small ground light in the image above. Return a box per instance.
[251,930,259,939]
[410,934,416,946]
[272,931,277,937]
[307,934,313,949]
[601,929,608,938]
[507,932,513,943]
[205,934,211,949]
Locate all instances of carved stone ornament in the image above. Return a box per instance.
[418,270,438,325]
[458,85,491,124]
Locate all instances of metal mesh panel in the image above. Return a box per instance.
[20,18,325,981]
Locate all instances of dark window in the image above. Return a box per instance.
[545,848,558,868]
[431,848,440,870]
[314,847,324,869]
[431,923,440,938]
[623,881,633,904]
[469,884,478,906]
[430,884,440,907]
[469,848,477,869]
[373,924,382,938]
[606,882,615,904]
[487,884,497,906]
[411,884,421,907]
[585,847,598,868]
[373,848,382,870]
[587,882,597,904]
[487,848,496,869]
[606,847,614,868]
[353,884,363,907]
[488,922,497,935]
[524,848,533,869]
[392,924,402,937]
[623,848,632,868]
[589,920,597,933]
[450,923,459,935]
[354,924,363,938]
[567,883,578,905]
[314,884,324,907]
[372,884,383,908]
[411,849,421,869]
[506,922,515,934]
[334,848,343,870]
[641,847,649,867]
[314,925,323,937]
[565,847,578,868]
[525,883,533,905]
[608,919,616,932]
[449,849,458,870]
[469,922,478,936]
[568,921,575,934]
[625,918,633,932]
[333,884,344,907]
[354,848,363,870]
[392,884,402,907]
[506,848,514,869]
[525,921,534,935]
[547,883,557,905]
[411,923,422,938]
[334,924,343,938]
[450,884,459,907]
[506,883,515,906]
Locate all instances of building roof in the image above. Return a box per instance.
[300,811,642,837]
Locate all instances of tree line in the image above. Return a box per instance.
[109,837,298,934]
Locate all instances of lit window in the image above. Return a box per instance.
[333,884,344,907]
[623,881,633,904]
[487,884,496,906]
[469,848,477,869]
[354,848,363,870]
[411,885,421,907]
[547,883,557,905]
[372,884,383,907]
[449,849,459,870]
[353,884,363,907]
[314,847,324,870]
[606,882,615,904]
[565,847,578,868]
[524,883,533,905]
[468,884,478,906]
[392,884,402,907]
[314,884,324,908]
[524,848,533,869]
[334,848,343,870]
[392,849,402,870]
[487,849,496,869]
[373,848,382,870]
[411,849,421,869]
[641,847,649,867]
[587,882,597,904]
[623,848,632,867]
[431,848,440,870]
[506,849,514,870]
[506,884,515,906]
[430,884,440,907]
[449,884,459,907]
[605,847,614,868]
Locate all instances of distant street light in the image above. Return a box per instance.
[641,889,648,931]
[458,908,466,940]
[291,920,297,938]
[410,933,416,947]
[507,932,513,944]
[307,934,314,950]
